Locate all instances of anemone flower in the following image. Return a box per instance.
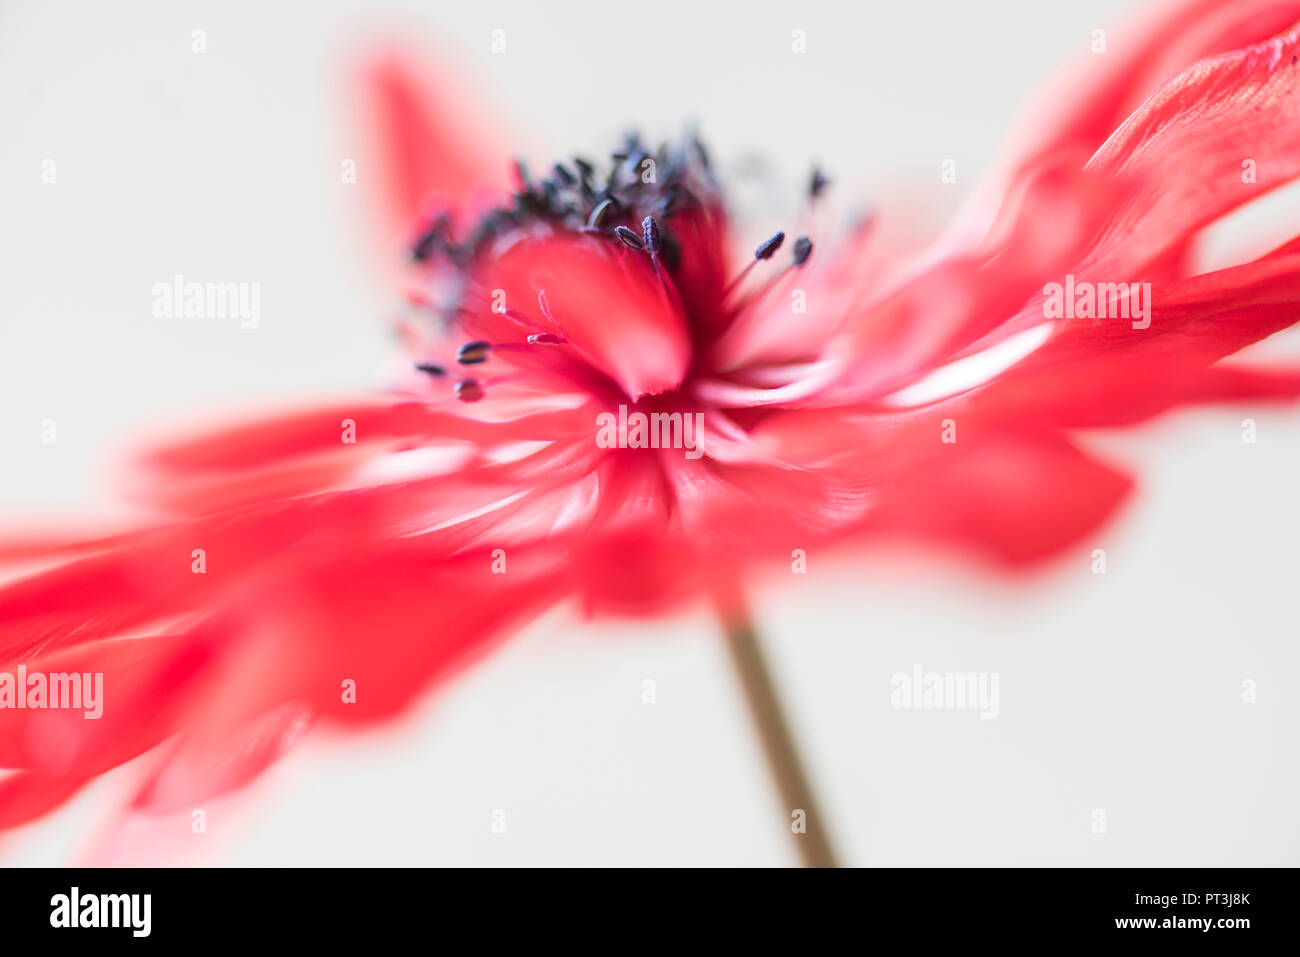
[5,0,1300,867]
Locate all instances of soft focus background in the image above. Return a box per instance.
[2,0,1298,865]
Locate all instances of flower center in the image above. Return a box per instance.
[405,132,821,403]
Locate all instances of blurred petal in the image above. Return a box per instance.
[943,0,1300,253]
[361,48,512,239]
[865,429,1134,566]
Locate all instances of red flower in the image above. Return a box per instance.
[5,0,1300,847]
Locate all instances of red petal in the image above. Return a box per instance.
[463,235,693,400]
[971,251,1300,427]
[866,429,1134,566]
[129,704,313,813]
[1083,19,1300,277]
[0,633,217,779]
[128,397,591,514]
[746,400,1135,566]
[945,0,1300,253]
[817,160,1121,403]
[360,49,512,240]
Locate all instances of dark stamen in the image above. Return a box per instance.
[655,190,681,216]
[642,216,662,256]
[587,197,618,229]
[692,136,711,171]
[407,131,725,315]
[457,341,492,365]
[410,214,449,263]
[755,231,785,260]
[527,333,566,345]
[411,231,439,263]
[455,378,484,402]
[809,166,829,200]
[727,234,817,312]
[614,225,644,250]
[414,361,446,377]
[514,189,546,218]
[540,179,563,215]
[723,229,787,295]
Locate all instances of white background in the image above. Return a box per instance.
[1,0,1297,865]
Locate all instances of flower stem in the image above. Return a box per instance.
[715,592,839,868]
